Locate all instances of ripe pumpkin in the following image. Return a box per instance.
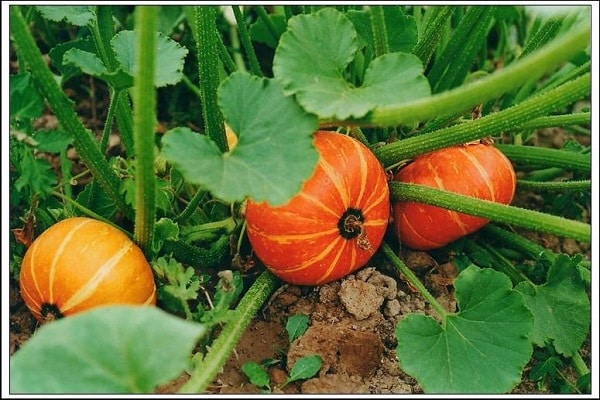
[19,217,157,322]
[245,131,390,285]
[392,143,516,250]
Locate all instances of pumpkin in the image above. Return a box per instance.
[19,217,157,322]
[245,131,390,285]
[392,143,516,250]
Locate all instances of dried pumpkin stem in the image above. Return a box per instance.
[343,215,373,252]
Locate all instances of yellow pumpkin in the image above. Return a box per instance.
[19,217,157,322]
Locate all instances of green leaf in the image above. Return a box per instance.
[250,13,287,48]
[161,71,319,206]
[63,48,134,90]
[75,182,118,221]
[35,5,95,26]
[241,361,271,390]
[10,73,45,121]
[273,8,430,120]
[111,30,188,87]
[14,151,57,198]
[153,217,180,255]
[515,254,590,357]
[286,355,322,384]
[33,129,73,153]
[10,305,206,393]
[49,36,97,85]
[286,314,309,343]
[396,266,534,393]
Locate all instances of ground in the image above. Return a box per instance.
[11,224,590,394]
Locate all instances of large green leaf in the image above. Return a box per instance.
[161,71,318,206]
[35,5,95,26]
[112,30,188,88]
[515,254,590,357]
[273,8,430,120]
[10,305,206,393]
[396,266,533,393]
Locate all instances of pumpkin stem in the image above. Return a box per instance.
[40,303,64,322]
[340,210,373,253]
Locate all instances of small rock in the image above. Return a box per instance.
[383,299,402,317]
[339,279,384,320]
[367,271,398,299]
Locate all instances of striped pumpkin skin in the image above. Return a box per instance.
[245,131,390,285]
[392,143,516,250]
[19,217,157,322]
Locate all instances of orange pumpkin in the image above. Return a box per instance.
[392,143,516,250]
[19,217,157,322]
[245,131,391,285]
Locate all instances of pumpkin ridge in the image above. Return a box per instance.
[315,239,347,284]
[298,192,340,219]
[401,213,444,248]
[460,147,496,201]
[23,239,44,309]
[280,236,343,275]
[48,218,93,303]
[19,282,42,316]
[60,240,133,313]
[319,151,350,209]
[361,185,389,215]
[250,228,338,244]
[350,138,369,207]
[143,286,157,305]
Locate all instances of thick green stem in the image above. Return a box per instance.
[179,270,281,393]
[497,144,590,173]
[92,6,135,154]
[516,179,590,193]
[390,182,590,243]
[375,72,590,166]
[132,6,157,254]
[194,6,228,152]
[182,217,237,243]
[254,5,280,44]
[381,243,448,321]
[515,112,590,131]
[369,5,389,57]
[412,6,454,66]
[9,6,130,217]
[232,6,263,77]
[429,6,495,94]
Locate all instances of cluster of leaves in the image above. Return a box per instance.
[9,4,591,395]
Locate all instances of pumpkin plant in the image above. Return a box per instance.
[392,141,516,250]
[8,4,591,395]
[245,130,390,285]
[19,217,157,322]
